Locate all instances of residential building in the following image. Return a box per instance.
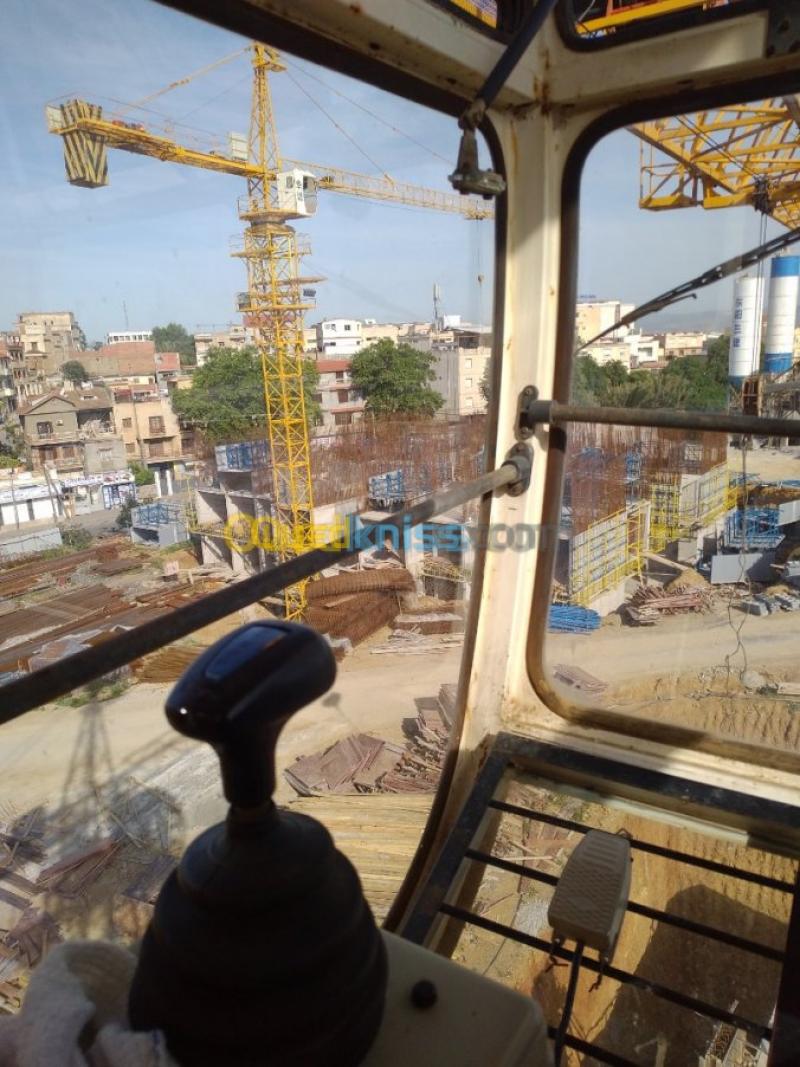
[582,332,663,370]
[195,324,252,366]
[661,331,709,360]
[361,321,400,346]
[16,311,86,377]
[80,342,181,383]
[575,300,635,344]
[2,333,38,403]
[0,340,15,422]
[111,384,186,496]
[315,359,365,429]
[18,387,124,474]
[314,319,363,357]
[0,472,64,528]
[107,330,153,345]
[427,326,491,416]
[581,340,632,367]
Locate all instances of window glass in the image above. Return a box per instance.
[541,93,800,757]
[0,0,494,950]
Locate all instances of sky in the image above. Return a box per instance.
[0,0,785,344]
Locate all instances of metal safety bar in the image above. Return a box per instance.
[518,393,800,440]
[439,903,773,1040]
[399,733,800,1066]
[0,450,530,722]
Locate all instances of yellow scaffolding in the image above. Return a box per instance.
[648,462,730,552]
[568,502,648,607]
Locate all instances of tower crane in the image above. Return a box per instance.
[45,43,492,618]
[634,99,800,229]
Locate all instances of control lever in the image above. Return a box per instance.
[165,620,336,810]
[128,621,388,1066]
[129,621,552,1066]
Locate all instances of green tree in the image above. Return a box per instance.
[171,346,321,440]
[128,461,155,486]
[152,323,196,367]
[350,340,443,418]
[571,355,607,404]
[61,359,89,385]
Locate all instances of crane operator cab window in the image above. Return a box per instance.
[277,169,318,216]
[3,2,800,1065]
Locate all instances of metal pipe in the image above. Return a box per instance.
[0,461,520,722]
[523,398,800,438]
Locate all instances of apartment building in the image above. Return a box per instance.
[315,359,365,429]
[80,341,181,383]
[107,330,153,345]
[111,384,185,496]
[660,331,709,360]
[0,340,15,422]
[361,321,401,346]
[428,326,491,416]
[16,311,86,378]
[314,319,363,357]
[195,324,252,366]
[583,332,664,370]
[18,387,124,474]
[575,299,635,344]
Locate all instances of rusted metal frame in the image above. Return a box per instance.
[398,746,510,946]
[769,866,800,1066]
[439,902,773,1040]
[490,733,800,849]
[489,799,796,892]
[466,846,785,962]
[519,396,800,440]
[527,64,800,776]
[1,461,523,722]
[547,1030,639,1067]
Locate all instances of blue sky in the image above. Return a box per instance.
[0,0,783,343]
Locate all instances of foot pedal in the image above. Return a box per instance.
[547,830,631,963]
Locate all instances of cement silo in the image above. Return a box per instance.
[763,255,800,374]
[729,275,764,384]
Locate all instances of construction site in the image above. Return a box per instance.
[2,6,800,1064]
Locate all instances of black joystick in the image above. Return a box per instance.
[128,621,389,1066]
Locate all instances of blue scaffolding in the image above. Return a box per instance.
[724,506,782,549]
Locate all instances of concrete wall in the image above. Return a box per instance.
[84,437,127,474]
[0,525,62,559]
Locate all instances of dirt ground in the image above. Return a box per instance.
[733,443,800,482]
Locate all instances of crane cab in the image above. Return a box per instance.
[276,168,318,217]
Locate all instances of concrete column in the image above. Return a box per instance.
[164,465,173,497]
[154,468,163,498]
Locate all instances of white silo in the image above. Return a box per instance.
[764,255,800,374]
[729,275,764,384]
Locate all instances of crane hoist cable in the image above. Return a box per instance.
[286,59,451,166]
[285,71,392,179]
[117,46,249,116]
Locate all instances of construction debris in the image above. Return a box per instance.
[284,684,453,797]
[369,630,462,655]
[307,567,414,600]
[624,582,710,624]
[134,643,206,683]
[113,854,176,942]
[552,663,607,696]
[306,590,401,648]
[393,612,464,636]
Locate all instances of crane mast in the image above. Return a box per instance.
[236,45,315,618]
[45,43,492,616]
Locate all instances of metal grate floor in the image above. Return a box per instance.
[398,734,800,1066]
